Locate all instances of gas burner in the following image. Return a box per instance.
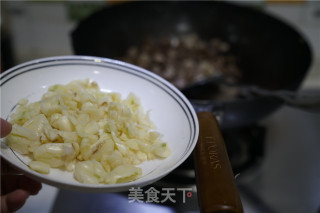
[223,125,265,174]
[153,124,266,187]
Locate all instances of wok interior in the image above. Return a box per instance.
[72,1,311,92]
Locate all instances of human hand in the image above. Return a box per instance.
[1,118,42,213]
[0,118,11,138]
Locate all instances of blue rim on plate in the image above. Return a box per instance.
[0,55,199,192]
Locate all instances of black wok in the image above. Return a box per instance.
[71,1,312,129]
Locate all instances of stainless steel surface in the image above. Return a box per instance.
[238,106,320,213]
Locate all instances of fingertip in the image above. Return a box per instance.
[2,189,30,212]
[0,118,12,138]
[19,176,42,195]
[30,181,42,195]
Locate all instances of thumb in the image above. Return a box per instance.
[0,118,12,138]
[1,189,30,213]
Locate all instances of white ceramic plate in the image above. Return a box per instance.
[0,56,199,192]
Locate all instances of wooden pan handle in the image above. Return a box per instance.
[194,111,243,213]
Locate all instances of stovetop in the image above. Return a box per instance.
[8,1,319,213]
[45,106,320,213]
